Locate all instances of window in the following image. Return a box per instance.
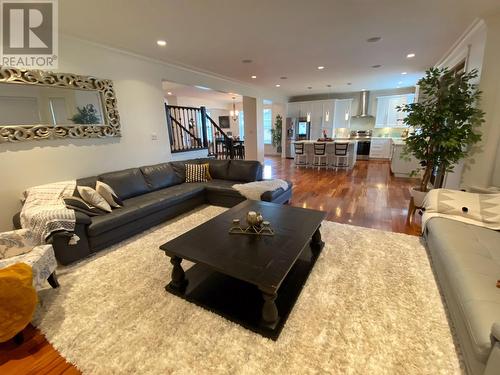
[263,108,272,144]
[238,111,244,139]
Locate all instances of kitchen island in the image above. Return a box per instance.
[293,140,358,169]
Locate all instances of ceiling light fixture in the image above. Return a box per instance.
[194,85,211,90]
[229,96,239,121]
[307,86,312,89]
[401,72,408,75]
[157,40,167,46]
[406,53,415,58]
[306,112,311,122]
[242,59,253,63]
[251,75,257,79]
[366,36,382,43]
[275,84,281,87]
[347,82,352,86]
[167,91,172,95]
[280,76,288,80]
[371,64,382,68]
[317,66,325,70]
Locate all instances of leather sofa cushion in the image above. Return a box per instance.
[207,160,230,180]
[227,160,263,182]
[98,168,150,200]
[76,176,98,189]
[426,217,500,361]
[140,163,183,191]
[88,184,205,236]
[203,179,243,198]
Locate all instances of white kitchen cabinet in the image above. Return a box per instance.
[310,101,324,140]
[369,138,392,159]
[333,99,352,130]
[287,102,300,118]
[391,142,421,177]
[375,94,415,128]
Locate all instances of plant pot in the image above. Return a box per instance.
[410,187,428,207]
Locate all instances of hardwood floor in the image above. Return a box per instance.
[0,157,421,374]
[262,157,421,235]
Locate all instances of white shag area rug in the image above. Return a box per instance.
[33,206,463,374]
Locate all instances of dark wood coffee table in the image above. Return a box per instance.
[159,200,326,340]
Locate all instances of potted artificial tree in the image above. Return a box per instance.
[397,67,484,207]
[271,114,283,154]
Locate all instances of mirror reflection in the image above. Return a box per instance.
[0,83,105,126]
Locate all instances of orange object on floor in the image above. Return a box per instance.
[0,263,37,342]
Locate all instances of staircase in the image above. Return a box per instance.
[165,105,235,158]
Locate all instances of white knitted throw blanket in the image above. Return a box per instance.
[422,189,500,231]
[232,179,289,200]
[21,180,78,244]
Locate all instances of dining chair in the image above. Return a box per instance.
[312,143,328,170]
[293,142,308,167]
[332,142,350,171]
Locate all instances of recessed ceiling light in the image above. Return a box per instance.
[242,59,253,63]
[366,36,382,43]
[157,40,167,46]
[167,91,172,95]
[371,64,382,68]
[251,75,257,79]
[347,82,352,85]
[326,84,332,88]
[275,84,281,87]
[401,72,408,75]
[280,76,288,80]
[307,86,312,89]
[361,88,367,91]
[317,66,325,70]
[406,53,415,58]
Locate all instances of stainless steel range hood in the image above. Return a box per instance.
[353,90,374,118]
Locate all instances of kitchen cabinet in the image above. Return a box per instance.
[391,141,420,177]
[375,94,415,128]
[287,102,300,118]
[333,99,352,130]
[369,138,392,159]
[311,101,324,140]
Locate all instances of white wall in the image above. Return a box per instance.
[0,35,286,231]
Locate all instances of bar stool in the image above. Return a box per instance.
[312,143,328,170]
[293,142,308,167]
[332,142,350,171]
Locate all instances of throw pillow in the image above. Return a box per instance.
[63,197,107,216]
[95,181,123,208]
[185,163,211,183]
[0,229,35,259]
[77,186,112,213]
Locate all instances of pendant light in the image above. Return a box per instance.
[230,97,239,121]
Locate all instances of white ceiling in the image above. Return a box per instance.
[60,0,500,96]
[162,81,242,105]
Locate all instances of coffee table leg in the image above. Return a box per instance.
[310,225,325,253]
[167,256,188,293]
[261,289,279,327]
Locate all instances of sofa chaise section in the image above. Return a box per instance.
[424,217,500,375]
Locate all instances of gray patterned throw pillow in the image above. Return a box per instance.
[0,229,35,259]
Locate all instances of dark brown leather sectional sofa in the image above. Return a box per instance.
[14,158,292,265]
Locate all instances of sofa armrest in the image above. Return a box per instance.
[74,211,91,225]
[261,181,292,202]
[492,323,500,342]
